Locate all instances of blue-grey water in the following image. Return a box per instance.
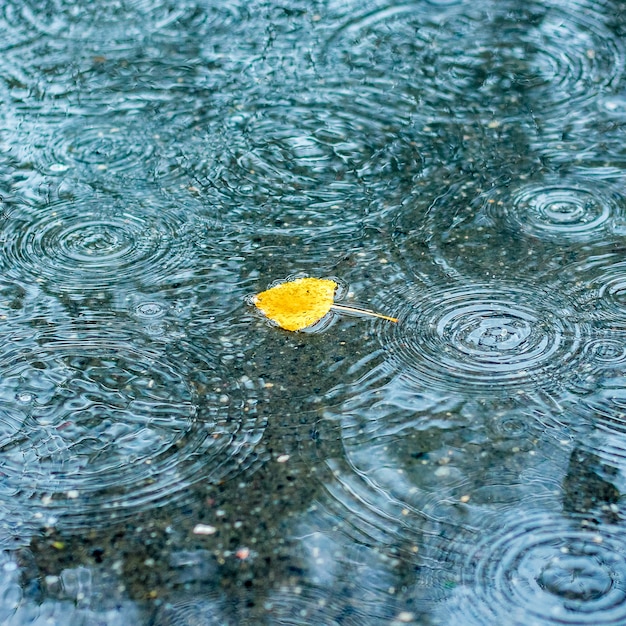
[1,0,626,624]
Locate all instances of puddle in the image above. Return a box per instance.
[2,0,626,624]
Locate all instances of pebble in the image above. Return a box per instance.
[192,524,217,535]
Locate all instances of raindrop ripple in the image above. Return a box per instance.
[568,254,626,329]
[0,327,266,527]
[191,83,424,237]
[33,114,159,181]
[501,181,623,243]
[1,0,195,45]
[381,282,583,395]
[442,511,626,625]
[321,0,624,117]
[1,197,193,293]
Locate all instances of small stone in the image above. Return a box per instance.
[49,163,70,172]
[235,547,250,560]
[276,454,290,463]
[193,524,217,535]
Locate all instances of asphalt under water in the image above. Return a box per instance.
[2,0,626,624]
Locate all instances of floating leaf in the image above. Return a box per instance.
[253,277,398,332]
[254,277,336,331]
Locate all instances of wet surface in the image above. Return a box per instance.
[2,0,626,623]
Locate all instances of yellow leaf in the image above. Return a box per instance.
[253,277,398,332]
[254,277,337,331]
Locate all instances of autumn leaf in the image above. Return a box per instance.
[252,277,398,332]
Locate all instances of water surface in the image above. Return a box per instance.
[1,0,626,624]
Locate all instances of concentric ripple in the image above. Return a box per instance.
[321,0,624,118]
[380,282,583,395]
[190,82,428,237]
[25,113,163,181]
[528,0,624,111]
[561,253,626,330]
[582,338,626,366]
[389,176,600,285]
[333,375,574,531]
[566,372,626,470]
[1,196,193,293]
[0,327,266,528]
[321,2,496,119]
[392,173,626,286]
[593,263,626,324]
[0,7,247,117]
[565,332,626,397]
[441,511,626,625]
[153,596,231,626]
[504,182,623,242]
[1,0,194,44]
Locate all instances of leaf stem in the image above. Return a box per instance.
[330,303,398,323]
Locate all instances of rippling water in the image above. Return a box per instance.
[3,0,626,624]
